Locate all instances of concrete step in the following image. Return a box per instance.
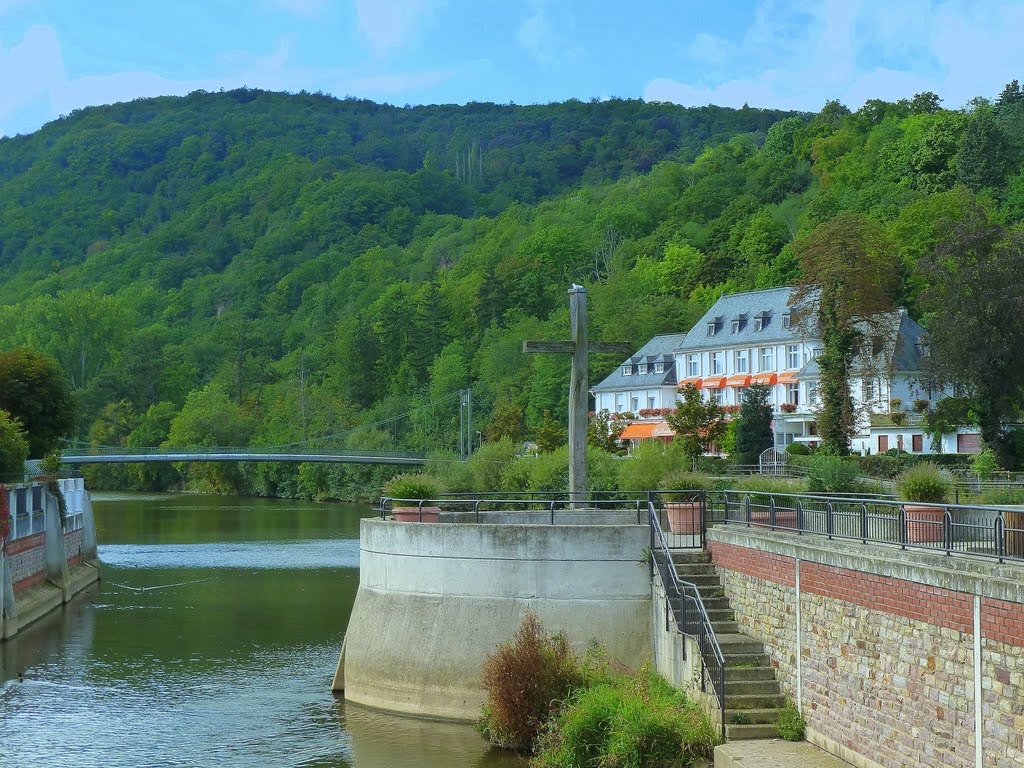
[724,678,781,696]
[724,724,782,741]
[699,595,731,610]
[711,620,741,635]
[723,652,771,668]
[677,573,722,588]
[706,608,735,622]
[723,666,776,682]
[725,707,783,725]
[716,739,855,766]
[716,634,766,655]
[673,561,717,575]
[671,551,711,564]
[725,693,787,710]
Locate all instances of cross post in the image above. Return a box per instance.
[523,286,633,506]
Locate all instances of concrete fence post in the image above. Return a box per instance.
[43,489,70,599]
[81,491,98,561]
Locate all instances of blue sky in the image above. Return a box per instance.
[1,0,1022,137]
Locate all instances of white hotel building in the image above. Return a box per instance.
[592,287,979,454]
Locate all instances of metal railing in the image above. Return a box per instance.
[720,491,1024,564]
[378,495,651,524]
[61,444,426,461]
[648,499,726,740]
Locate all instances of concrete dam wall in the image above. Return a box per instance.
[337,514,652,722]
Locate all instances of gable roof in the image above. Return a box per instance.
[676,287,816,353]
[592,333,685,392]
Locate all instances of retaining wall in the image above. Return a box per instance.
[1,481,99,640]
[339,516,651,721]
[707,526,1024,768]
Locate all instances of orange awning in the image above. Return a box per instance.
[726,374,751,387]
[651,421,676,438]
[702,376,726,389]
[751,373,778,385]
[620,422,658,439]
[777,371,800,384]
[677,377,703,390]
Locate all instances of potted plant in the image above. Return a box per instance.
[382,473,444,522]
[913,399,930,414]
[895,462,951,544]
[736,476,804,530]
[780,402,797,413]
[659,471,714,534]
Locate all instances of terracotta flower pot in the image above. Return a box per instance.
[391,506,441,523]
[665,501,702,534]
[904,505,945,544]
[1004,511,1024,557]
[750,509,798,530]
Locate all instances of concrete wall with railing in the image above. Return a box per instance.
[1,478,99,640]
[338,514,651,721]
[707,525,1024,768]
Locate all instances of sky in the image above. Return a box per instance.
[1,0,1022,137]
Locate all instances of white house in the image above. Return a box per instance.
[593,286,981,455]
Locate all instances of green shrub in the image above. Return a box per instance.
[785,443,810,455]
[856,454,910,479]
[381,472,443,501]
[805,456,864,494]
[533,665,720,767]
[424,451,473,493]
[976,487,1024,505]
[617,441,688,492]
[729,451,758,468]
[895,462,951,504]
[660,471,715,500]
[468,438,519,492]
[478,612,585,753]
[971,448,1001,480]
[776,702,806,741]
[732,476,806,495]
[0,409,29,476]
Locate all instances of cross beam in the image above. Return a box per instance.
[523,286,632,502]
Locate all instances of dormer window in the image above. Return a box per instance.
[754,311,771,331]
[706,316,722,337]
[917,338,930,357]
[623,365,632,376]
[654,362,665,374]
[707,322,717,337]
[782,313,791,329]
[638,363,648,375]
[731,314,748,333]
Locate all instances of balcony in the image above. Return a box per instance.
[870,412,927,428]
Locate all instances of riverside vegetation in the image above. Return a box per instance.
[0,84,1023,497]
[479,613,719,766]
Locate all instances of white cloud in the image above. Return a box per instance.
[686,33,734,67]
[0,25,63,123]
[263,0,325,16]
[338,68,453,95]
[645,0,1024,112]
[355,0,438,56]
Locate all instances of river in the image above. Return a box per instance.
[0,493,524,768]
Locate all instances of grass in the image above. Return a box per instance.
[775,703,806,741]
[532,665,720,768]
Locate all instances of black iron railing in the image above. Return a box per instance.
[721,491,1024,564]
[648,499,726,740]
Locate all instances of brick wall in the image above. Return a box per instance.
[7,532,47,592]
[708,530,1024,768]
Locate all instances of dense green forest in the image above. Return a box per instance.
[0,83,1022,497]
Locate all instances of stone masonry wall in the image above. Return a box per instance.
[7,533,47,592]
[64,528,84,567]
[708,529,1024,768]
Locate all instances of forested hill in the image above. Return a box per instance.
[0,84,1022,497]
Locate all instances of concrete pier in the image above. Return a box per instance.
[338,512,651,721]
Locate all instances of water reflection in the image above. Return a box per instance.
[0,493,522,768]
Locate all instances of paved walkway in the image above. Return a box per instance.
[715,740,854,767]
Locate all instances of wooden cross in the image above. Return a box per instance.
[523,285,633,502]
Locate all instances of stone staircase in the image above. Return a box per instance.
[672,552,788,741]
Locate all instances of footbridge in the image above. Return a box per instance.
[60,446,426,466]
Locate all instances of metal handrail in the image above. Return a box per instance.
[648,499,726,740]
[721,490,1024,564]
[377,496,651,524]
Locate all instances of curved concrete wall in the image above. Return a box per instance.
[339,518,651,721]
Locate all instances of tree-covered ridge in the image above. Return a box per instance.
[0,84,1022,496]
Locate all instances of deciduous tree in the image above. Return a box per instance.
[791,212,899,454]
[0,348,75,458]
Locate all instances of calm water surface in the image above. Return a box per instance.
[0,493,523,768]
